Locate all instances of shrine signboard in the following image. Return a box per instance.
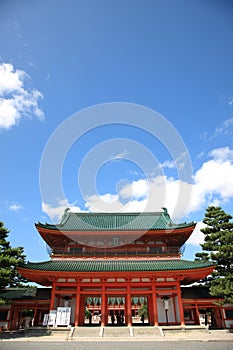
[55,307,71,327]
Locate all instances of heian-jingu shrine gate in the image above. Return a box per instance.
[16,208,221,328]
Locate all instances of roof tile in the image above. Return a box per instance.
[21,259,213,272]
[36,209,194,231]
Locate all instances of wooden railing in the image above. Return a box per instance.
[52,247,180,257]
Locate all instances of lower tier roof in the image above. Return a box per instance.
[20,259,213,272]
[18,259,214,286]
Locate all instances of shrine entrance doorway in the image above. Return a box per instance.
[84,296,101,326]
[131,296,149,325]
[107,296,126,326]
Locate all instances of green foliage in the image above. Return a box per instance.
[195,206,233,304]
[85,308,91,318]
[0,221,28,303]
[138,304,148,318]
[0,298,5,305]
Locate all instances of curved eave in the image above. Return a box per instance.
[36,224,196,248]
[35,222,195,232]
[18,259,214,286]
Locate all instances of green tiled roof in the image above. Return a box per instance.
[0,288,51,300]
[20,259,213,272]
[0,288,37,300]
[36,208,195,231]
[181,286,214,299]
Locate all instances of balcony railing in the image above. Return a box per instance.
[51,247,180,257]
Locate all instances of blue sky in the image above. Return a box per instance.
[0,0,233,263]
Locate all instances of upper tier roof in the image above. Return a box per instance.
[36,208,195,231]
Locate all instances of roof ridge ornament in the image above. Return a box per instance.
[162,207,168,215]
[60,207,71,225]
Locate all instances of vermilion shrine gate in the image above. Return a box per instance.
[17,209,216,327]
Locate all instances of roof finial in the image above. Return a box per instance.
[162,207,168,215]
[60,208,70,225]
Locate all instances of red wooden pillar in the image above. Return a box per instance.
[172,294,178,323]
[101,283,106,326]
[219,307,225,328]
[152,283,158,326]
[195,301,200,324]
[176,284,185,326]
[50,282,56,310]
[10,306,17,330]
[126,284,132,326]
[148,295,153,325]
[79,295,85,326]
[33,303,38,326]
[74,284,80,326]
[219,307,225,329]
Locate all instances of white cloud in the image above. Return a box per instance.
[83,176,191,221]
[160,160,175,169]
[214,117,233,136]
[9,203,23,212]
[0,63,25,94]
[119,179,148,199]
[99,193,119,203]
[41,147,233,238]
[109,150,129,161]
[210,146,233,161]
[42,199,83,221]
[189,147,233,213]
[186,222,205,246]
[0,63,44,129]
[202,117,233,140]
[228,98,233,106]
[85,194,122,212]
[122,198,148,212]
[82,147,233,222]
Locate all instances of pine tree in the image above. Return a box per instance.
[195,206,233,304]
[138,304,148,319]
[0,221,28,299]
